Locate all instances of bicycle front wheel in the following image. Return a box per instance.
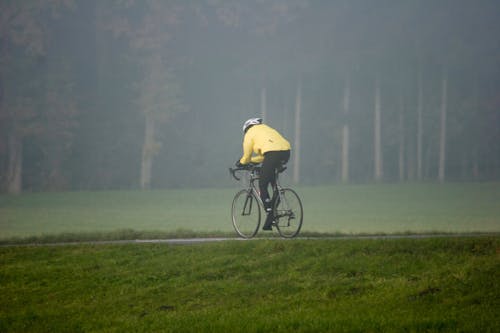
[274,188,303,238]
[231,189,261,238]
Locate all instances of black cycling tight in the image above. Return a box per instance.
[259,150,290,209]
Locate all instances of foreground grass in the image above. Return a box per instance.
[1,237,499,332]
[1,183,499,242]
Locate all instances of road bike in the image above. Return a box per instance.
[229,163,303,238]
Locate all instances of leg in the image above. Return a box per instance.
[261,150,290,202]
[259,155,277,230]
[259,150,289,209]
[259,159,275,212]
[260,151,290,230]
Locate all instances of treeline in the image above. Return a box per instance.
[1,0,499,193]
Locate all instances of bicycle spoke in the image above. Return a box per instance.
[274,188,303,238]
[232,190,261,238]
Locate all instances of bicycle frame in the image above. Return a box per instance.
[229,165,283,210]
[230,163,302,238]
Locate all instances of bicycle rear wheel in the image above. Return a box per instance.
[274,188,303,238]
[231,189,261,238]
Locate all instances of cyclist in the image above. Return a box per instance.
[235,117,291,230]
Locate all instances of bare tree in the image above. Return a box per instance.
[438,70,448,183]
[293,78,302,184]
[260,86,267,121]
[138,61,185,189]
[5,130,23,194]
[0,0,74,193]
[398,97,405,181]
[341,76,351,183]
[373,78,383,182]
[102,1,187,189]
[416,66,424,181]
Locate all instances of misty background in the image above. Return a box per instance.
[1,0,499,194]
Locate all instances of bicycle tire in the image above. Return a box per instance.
[274,188,303,238]
[231,189,261,238]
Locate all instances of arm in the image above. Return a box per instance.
[239,135,253,164]
[250,154,264,164]
[239,134,264,164]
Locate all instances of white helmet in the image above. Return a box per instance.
[242,117,262,133]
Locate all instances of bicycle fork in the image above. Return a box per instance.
[242,190,256,216]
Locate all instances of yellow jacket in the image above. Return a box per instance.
[239,124,291,164]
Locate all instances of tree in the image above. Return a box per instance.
[0,0,74,193]
[138,60,186,189]
[398,96,405,182]
[373,78,383,182]
[416,63,424,181]
[438,70,448,183]
[341,76,350,183]
[293,78,302,184]
[260,86,267,121]
[101,0,187,189]
[205,0,308,184]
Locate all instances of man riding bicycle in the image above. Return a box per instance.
[236,117,291,230]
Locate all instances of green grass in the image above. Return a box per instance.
[1,183,499,243]
[1,237,499,332]
[1,184,499,331]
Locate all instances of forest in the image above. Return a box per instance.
[1,0,499,193]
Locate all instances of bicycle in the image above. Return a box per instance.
[229,163,303,238]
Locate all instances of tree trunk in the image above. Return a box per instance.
[438,71,447,183]
[6,131,23,194]
[260,86,267,121]
[399,102,405,182]
[140,114,156,189]
[43,143,69,191]
[473,152,479,180]
[416,67,423,181]
[282,88,290,136]
[461,151,467,180]
[406,134,415,181]
[293,79,301,184]
[341,76,350,183]
[374,79,383,182]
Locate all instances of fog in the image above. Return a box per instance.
[1,0,499,192]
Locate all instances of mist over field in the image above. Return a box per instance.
[1,6,499,332]
[1,0,499,193]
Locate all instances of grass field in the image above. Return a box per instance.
[1,237,499,332]
[1,184,499,332]
[1,183,499,242]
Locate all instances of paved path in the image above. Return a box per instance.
[3,233,496,247]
